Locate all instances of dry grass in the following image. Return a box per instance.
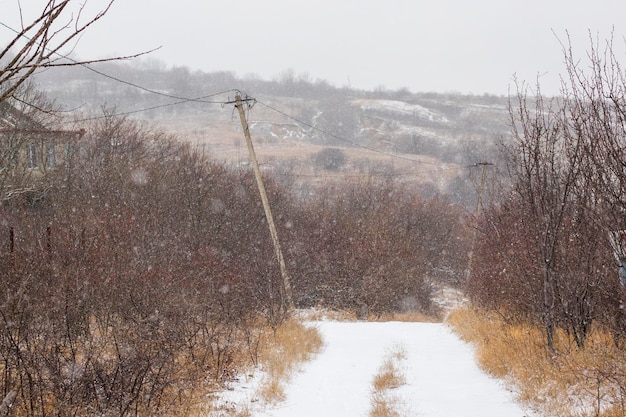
[372,346,407,392]
[370,395,401,417]
[372,311,441,323]
[446,307,626,417]
[205,318,323,417]
[369,345,409,417]
[256,319,324,405]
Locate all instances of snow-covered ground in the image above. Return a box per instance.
[233,321,530,417]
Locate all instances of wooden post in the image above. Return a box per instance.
[466,162,493,280]
[235,94,295,311]
[474,162,492,214]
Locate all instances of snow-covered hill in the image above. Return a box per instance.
[35,66,510,203]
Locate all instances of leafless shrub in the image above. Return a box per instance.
[0,110,296,415]
[467,33,626,351]
[291,179,469,317]
[0,100,471,414]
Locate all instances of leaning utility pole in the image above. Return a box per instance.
[472,162,493,215]
[466,161,494,280]
[234,94,295,311]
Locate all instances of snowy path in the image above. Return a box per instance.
[256,321,528,417]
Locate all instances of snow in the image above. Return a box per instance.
[246,321,529,417]
[353,99,449,124]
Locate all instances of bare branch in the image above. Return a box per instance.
[0,0,153,103]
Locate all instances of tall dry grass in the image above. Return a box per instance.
[256,319,324,404]
[201,318,323,417]
[447,307,626,417]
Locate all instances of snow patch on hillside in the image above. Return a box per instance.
[395,124,443,137]
[353,99,450,124]
[249,121,306,140]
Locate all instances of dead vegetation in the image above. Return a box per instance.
[447,307,626,417]
[1,106,460,415]
[256,320,324,405]
[369,345,408,417]
[206,318,323,417]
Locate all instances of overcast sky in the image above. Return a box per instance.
[2,0,626,96]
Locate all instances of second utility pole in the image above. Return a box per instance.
[235,94,294,312]
[466,161,493,281]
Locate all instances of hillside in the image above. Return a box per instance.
[34,63,511,206]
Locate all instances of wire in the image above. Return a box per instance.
[0,18,240,105]
[74,65,238,104]
[0,19,472,178]
[64,90,247,124]
[287,171,441,179]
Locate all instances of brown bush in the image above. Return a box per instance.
[0,108,471,414]
[290,180,469,317]
[0,114,290,416]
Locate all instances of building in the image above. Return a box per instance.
[0,101,85,202]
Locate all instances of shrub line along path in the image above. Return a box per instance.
[254,321,529,417]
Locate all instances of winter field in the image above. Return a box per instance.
[220,321,530,417]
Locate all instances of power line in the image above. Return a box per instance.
[65,90,243,124]
[2,17,473,179]
[2,15,246,120]
[287,171,445,179]
[68,64,238,104]
[0,18,240,106]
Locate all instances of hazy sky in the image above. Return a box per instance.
[2,0,626,95]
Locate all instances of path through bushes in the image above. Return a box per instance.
[255,321,529,417]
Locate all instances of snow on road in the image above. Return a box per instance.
[256,321,529,417]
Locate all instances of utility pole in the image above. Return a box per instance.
[234,94,295,312]
[466,161,493,280]
[473,162,493,215]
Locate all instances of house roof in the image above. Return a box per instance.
[0,100,46,130]
[0,100,85,140]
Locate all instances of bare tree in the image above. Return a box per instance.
[468,34,626,351]
[0,0,148,102]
